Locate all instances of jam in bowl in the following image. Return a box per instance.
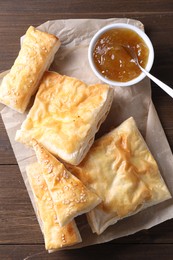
[88,23,154,87]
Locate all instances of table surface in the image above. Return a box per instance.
[0,1,173,259]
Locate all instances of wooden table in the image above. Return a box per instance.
[0,1,173,259]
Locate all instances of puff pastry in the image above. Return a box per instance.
[15,71,113,164]
[32,140,101,227]
[66,117,171,234]
[26,162,82,251]
[0,26,60,113]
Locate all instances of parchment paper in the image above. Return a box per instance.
[1,18,173,249]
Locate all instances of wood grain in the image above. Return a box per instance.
[0,0,173,14]
[1,244,173,260]
[0,165,42,244]
[0,119,17,164]
[0,0,173,259]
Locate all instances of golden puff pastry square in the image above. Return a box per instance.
[15,71,114,164]
[0,26,61,113]
[26,162,82,251]
[32,140,102,227]
[66,117,171,235]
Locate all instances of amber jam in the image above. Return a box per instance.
[93,28,149,82]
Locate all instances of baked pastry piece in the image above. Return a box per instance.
[15,71,113,164]
[66,117,171,234]
[0,26,61,113]
[32,140,101,227]
[26,162,82,251]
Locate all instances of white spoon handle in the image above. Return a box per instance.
[140,66,173,98]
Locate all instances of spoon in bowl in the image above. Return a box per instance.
[123,45,173,98]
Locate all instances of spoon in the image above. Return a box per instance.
[123,45,173,98]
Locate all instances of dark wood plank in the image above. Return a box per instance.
[152,94,173,150]
[1,244,173,260]
[0,165,43,244]
[115,219,173,244]
[0,119,17,165]
[0,0,173,14]
[153,94,173,129]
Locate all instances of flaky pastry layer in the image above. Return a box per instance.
[32,140,102,227]
[67,117,171,234]
[16,71,113,164]
[26,162,82,251]
[0,26,60,113]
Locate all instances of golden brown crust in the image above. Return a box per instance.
[0,26,61,113]
[26,162,82,250]
[15,71,113,164]
[66,117,171,234]
[32,140,102,227]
